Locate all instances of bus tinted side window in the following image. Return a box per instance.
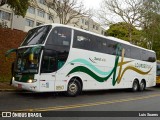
[130,47,156,62]
[106,40,117,55]
[141,50,156,62]
[73,30,92,51]
[46,27,71,46]
[142,50,148,61]
[130,47,141,60]
[147,51,156,62]
[96,38,106,53]
[73,30,117,55]
[120,44,130,58]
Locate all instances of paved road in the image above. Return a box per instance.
[0,87,160,119]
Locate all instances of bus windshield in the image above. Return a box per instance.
[15,47,41,74]
[21,25,52,46]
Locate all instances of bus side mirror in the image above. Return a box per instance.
[5,48,17,61]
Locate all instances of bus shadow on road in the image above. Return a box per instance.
[13,90,66,99]
[12,87,156,99]
[81,88,155,95]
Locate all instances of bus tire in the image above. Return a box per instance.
[132,80,139,92]
[66,79,81,97]
[139,80,146,91]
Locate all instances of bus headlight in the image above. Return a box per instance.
[27,79,37,83]
[12,77,15,81]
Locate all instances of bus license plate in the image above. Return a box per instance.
[18,84,22,88]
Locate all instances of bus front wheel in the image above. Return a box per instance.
[66,79,82,97]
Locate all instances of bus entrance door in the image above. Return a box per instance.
[39,49,57,91]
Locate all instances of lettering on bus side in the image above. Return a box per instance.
[135,63,152,69]
[94,57,106,62]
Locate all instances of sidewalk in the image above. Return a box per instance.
[0,82,15,91]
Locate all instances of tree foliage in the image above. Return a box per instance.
[98,0,143,43]
[106,22,141,44]
[99,0,160,59]
[140,0,160,59]
[0,0,30,17]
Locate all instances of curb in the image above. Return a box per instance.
[0,89,16,92]
[0,89,30,93]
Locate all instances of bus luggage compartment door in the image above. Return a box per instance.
[39,73,56,92]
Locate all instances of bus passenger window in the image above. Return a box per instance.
[73,30,93,51]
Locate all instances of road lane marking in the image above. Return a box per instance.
[13,93,160,112]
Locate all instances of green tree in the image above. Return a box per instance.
[0,0,30,17]
[98,0,143,43]
[106,22,142,44]
[141,0,160,59]
[142,13,160,59]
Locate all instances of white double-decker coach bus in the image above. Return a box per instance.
[8,24,156,96]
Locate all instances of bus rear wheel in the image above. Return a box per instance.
[139,80,146,91]
[132,80,139,92]
[66,79,81,97]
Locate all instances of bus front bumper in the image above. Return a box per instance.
[12,79,39,92]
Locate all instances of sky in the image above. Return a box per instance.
[82,0,102,9]
[82,0,103,24]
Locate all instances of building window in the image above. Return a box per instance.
[101,30,104,35]
[96,26,99,30]
[93,25,95,29]
[47,14,53,20]
[38,0,45,5]
[36,21,43,26]
[81,19,84,24]
[81,19,88,25]
[37,9,45,18]
[85,21,88,25]
[0,10,11,21]
[93,25,99,30]
[26,19,34,27]
[27,6,35,14]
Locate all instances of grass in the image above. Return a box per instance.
[0,75,15,90]
[0,75,11,83]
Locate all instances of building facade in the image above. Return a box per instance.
[0,0,106,35]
